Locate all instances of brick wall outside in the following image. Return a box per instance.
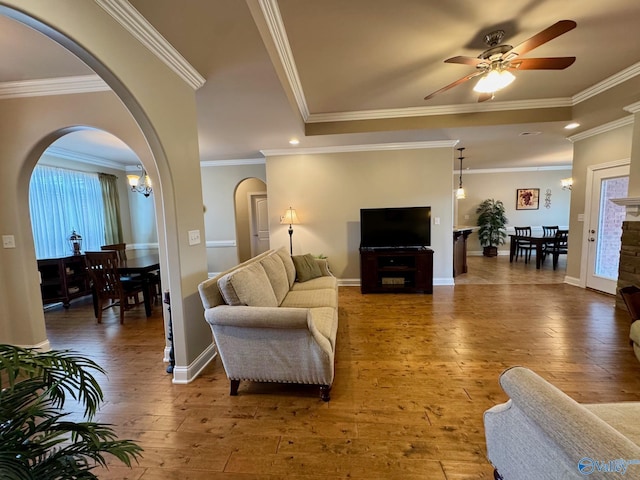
[599,177,628,279]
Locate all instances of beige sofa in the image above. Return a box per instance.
[484,367,640,479]
[197,247,338,401]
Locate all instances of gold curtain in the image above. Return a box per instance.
[98,173,123,244]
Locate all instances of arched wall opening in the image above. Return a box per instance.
[0,2,211,383]
[234,177,268,262]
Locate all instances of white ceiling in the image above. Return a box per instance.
[3,1,640,170]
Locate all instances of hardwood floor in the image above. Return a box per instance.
[43,255,640,479]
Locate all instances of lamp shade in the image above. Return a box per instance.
[280,207,300,225]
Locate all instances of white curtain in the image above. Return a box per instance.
[29,165,106,259]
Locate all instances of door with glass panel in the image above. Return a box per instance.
[585,164,629,294]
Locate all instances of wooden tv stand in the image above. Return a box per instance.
[360,247,433,294]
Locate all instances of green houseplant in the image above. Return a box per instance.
[0,344,143,479]
[476,198,508,257]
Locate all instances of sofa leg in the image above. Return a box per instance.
[493,468,503,480]
[320,384,331,402]
[230,379,240,396]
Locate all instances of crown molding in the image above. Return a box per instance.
[567,116,634,143]
[95,0,205,90]
[454,165,572,175]
[0,75,109,99]
[257,0,309,120]
[307,98,573,123]
[42,146,128,171]
[573,61,640,105]
[623,100,640,114]
[200,158,266,167]
[261,140,458,156]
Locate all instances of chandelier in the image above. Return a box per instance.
[127,164,152,197]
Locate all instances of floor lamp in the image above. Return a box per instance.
[280,207,300,255]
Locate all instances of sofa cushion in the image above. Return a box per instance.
[281,288,337,309]
[585,402,640,445]
[217,262,278,307]
[260,253,289,305]
[292,253,322,282]
[291,275,337,291]
[276,247,296,287]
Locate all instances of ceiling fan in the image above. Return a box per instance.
[424,20,577,102]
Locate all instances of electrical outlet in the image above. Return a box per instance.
[188,229,201,245]
[2,235,15,248]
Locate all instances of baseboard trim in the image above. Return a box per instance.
[434,277,455,286]
[564,275,582,287]
[172,342,217,384]
[16,339,51,351]
[338,278,360,287]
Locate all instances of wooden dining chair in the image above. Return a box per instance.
[100,243,127,262]
[513,226,535,263]
[542,226,560,262]
[550,230,569,270]
[85,251,144,324]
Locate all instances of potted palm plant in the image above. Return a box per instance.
[476,198,508,257]
[0,344,143,479]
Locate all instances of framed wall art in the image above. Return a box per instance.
[516,188,540,210]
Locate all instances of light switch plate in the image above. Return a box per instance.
[188,229,201,245]
[2,235,16,248]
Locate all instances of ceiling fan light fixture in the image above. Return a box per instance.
[472,69,515,94]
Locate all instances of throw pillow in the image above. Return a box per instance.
[292,253,322,282]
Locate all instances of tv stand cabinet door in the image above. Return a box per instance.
[360,251,378,293]
[414,250,433,293]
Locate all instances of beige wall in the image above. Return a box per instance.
[456,169,572,254]
[265,147,454,283]
[201,162,267,273]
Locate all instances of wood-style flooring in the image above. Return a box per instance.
[43,255,640,479]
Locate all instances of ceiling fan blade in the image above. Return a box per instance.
[477,93,493,102]
[445,56,487,67]
[507,20,577,58]
[424,71,484,100]
[509,57,576,70]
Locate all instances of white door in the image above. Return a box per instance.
[585,164,629,294]
[250,194,270,257]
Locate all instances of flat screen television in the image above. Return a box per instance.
[360,206,431,249]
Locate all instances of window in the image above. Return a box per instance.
[29,165,106,259]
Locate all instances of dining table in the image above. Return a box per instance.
[508,233,564,269]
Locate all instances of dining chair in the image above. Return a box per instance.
[100,243,128,262]
[85,251,144,324]
[541,226,559,261]
[513,226,535,263]
[550,230,569,270]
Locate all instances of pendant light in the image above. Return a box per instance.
[456,147,466,199]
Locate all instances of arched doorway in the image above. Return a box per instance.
[0,3,211,383]
[234,178,268,262]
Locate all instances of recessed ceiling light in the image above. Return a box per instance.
[564,122,580,130]
[289,138,300,145]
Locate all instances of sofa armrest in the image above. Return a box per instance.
[486,366,640,477]
[205,305,309,329]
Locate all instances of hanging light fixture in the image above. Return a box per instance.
[127,164,153,197]
[473,68,515,94]
[456,147,466,199]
